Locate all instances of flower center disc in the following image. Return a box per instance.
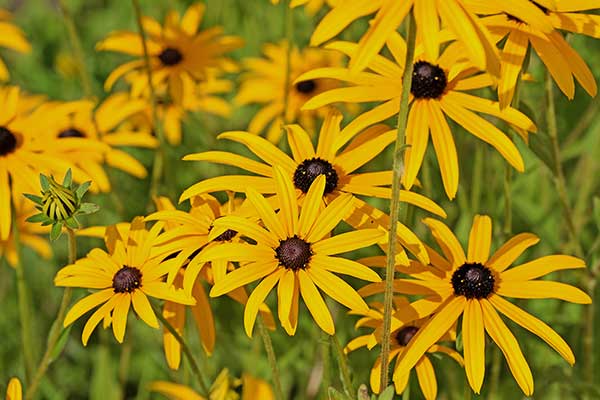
[58,128,86,138]
[293,157,338,194]
[159,47,184,66]
[295,80,317,94]
[0,126,18,156]
[410,61,447,99]
[275,235,312,271]
[113,266,143,293]
[395,325,419,346]
[451,262,495,299]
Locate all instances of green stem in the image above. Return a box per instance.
[257,317,285,400]
[57,0,94,97]
[152,301,210,396]
[25,229,77,400]
[380,12,416,391]
[470,144,484,214]
[12,207,35,383]
[320,330,331,398]
[331,334,354,398]
[131,0,166,203]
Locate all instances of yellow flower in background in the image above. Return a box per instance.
[55,217,195,345]
[362,215,590,395]
[270,0,339,15]
[181,108,445,264]
[309,0,558,73]
[235,41,346,143]
[477,2,600,108]
[97,3,243,105]
[5,377,22,400]
[149,369,274,400]
[0,9,30,81]
[0,199,51,267]
[346,297,463,398]
[300,35,536,199]
[201,167,384,336]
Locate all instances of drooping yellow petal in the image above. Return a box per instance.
[132,290,158,328]
[312,229,384,255]
[305,193,354,242]
[403,101,430,190]
[463,299,485,394]
[298,269,334,334]
[308,267,369,312]
[246,187,287,240]
[422,218,466,266]
[427,99,459,199]
[244,269,284,337]
[63,288,114,327]
[210,260,279,297]
[498,29,529,109]
[415,355,438,400]
[112,293,132,343]
[277,270,296,335]
[311,254,381,282]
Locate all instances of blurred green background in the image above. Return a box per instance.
[1,0,600,399]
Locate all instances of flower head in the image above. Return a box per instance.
[5,377,22,400]
[0,9,30,81]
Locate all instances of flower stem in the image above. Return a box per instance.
[25,228,77,400]
[12,209,35,383]
[380,11,416,391]
[152,301,210,396]
[57,0,94,98]
[131,0,167,203]
[331,334,354,398]
[257,316,285,400]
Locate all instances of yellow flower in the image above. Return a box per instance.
[361,215,591,395]
[0,198,51,267]
[300,35,536,199]
[235,41,345,143]
[0,9,30,81]
[5,377,22,400]
[55,217,195,345]
[200,167,384,336]
[97,3,243,105]
[270,0,339,15]
[309,0,557,73]
[478,2,600,107]
[346,297,463,398]
[181,108,445,264]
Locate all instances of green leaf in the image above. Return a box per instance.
[23,193,43,204]
[26,213,48,223]
[529,130,555,172]
[79,202,100,215]
[76,181,92,199]
[377,386,395,400]
[456,330,463,352]
[328,387,353,400]
[64,216,80,230]
[49,325,72,363]
[40,174,50,191]
[63,168,73,187]
[593,197,600,231]
[50,222,63,241]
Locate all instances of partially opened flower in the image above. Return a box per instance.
[308,0,556,73]
[200,167,384,336]
[361,215,590,395]
[235,41,345,143]
[0,9,30,81]
[180,108,445,264]
[300,35,536,199]
[346,297,463,398]
[55,217,195,345]
[97,3,243,105]
[5,377,22,400]
[477,2,600,107]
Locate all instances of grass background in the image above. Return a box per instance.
[0,0,599,398]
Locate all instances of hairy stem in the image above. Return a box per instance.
[257,317,285,400]
[331,334,354,398]
[380,12,416,391]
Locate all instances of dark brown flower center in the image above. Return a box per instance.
[395,325,419,346]
[410,61,447,99]
[112,266,142,293]
[0,126,18,156]
[275,235,312,271]
[58,128,86,138]
[293,157,338,194]
[451,262,495,299]
[295,80,317,94]
[159,47,183,66]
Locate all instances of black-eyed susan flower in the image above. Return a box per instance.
[55,217,195,345]
[180,108,445,264]
[97,3,243,105]
[477,2,600,108]
[5,377,22,400]
[346,297,463,398]
[299,35,536,199]
[149,369,274,400]
[362,215,591,395]
[235,41,346,143]
[309,0,558,73]
[0,9,30,81]
[199,167,384,336]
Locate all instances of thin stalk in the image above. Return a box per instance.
[57,0,94,97]
[25,229,77,400]
[152,302,210,396]
[12,210,35,383]
[281,0,294,124]
[257,317,285,400]
[331,334,354,398]
[470,144,484,214]
[131,0,167,202]
[320,331,331,397]
[380,12,416,391]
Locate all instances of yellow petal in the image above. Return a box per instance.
[497,280,591,304]
[486,232,540,272]
[463,299,485,393]
[244,269,284,337]
[501,255,585,281]
[467,215,492,264]
[298,269,334,334]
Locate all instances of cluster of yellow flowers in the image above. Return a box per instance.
[2,1,599,399]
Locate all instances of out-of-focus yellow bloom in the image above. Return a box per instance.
[0,9,30,81]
